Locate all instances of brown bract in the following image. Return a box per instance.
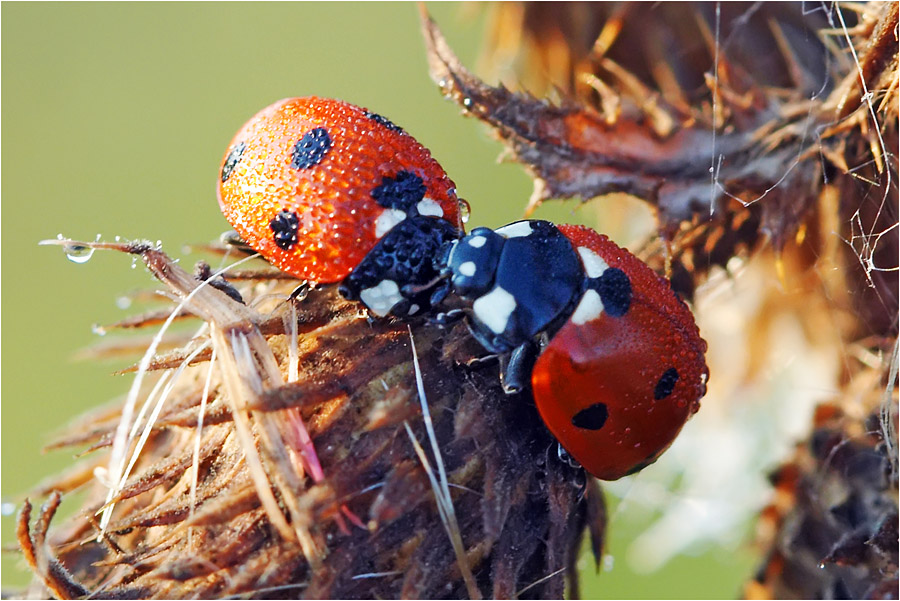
[20,239,604,599]
[420,2,897,597]
[745,359,899,599]
[421,3,898,314]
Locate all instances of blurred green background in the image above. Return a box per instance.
[2,3,753,596]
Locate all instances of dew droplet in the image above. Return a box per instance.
[64,243,95,264]
[93,466,111,488]
[92,324,107,336]
[458,198,471,223]
[602,554,614,572]
[462,97,473,108]
[116,296,133,310]
[1,501,16,516]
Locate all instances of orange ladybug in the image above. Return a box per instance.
[217,97,464,315]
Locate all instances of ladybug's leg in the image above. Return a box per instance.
[498,340,538,394]
[556,443,581,469]
[426,279,452,308]
[218,229,256,255]
[194,261,245,304]
[288,281,310,301]
[429,308,466,327]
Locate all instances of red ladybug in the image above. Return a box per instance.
[438,220,708,480]
[216,99,708,480]
[217,97,464,316]
[532,225,707,480]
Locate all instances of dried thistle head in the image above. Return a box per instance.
[452,3,897,307]
[16,4,898,599]
[745,354,898,599]
[19,239,605,599]
[447,2,898,594]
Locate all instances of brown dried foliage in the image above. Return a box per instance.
[745,356,898,599]
[18,3,899,599]
[436,3,897,323]
[19,241,604,599]
[459,2,897,598]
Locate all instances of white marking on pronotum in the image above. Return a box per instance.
[577,246,609,278]
[467,235,487,248]
[473,286,517,334]
[496,221,533,238]
[416,197,444,217]
[360,279,403,316]
[458,261,477,277]
[374,208,407,238]
[571,289,605,325]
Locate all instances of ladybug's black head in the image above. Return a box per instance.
[442,227,505,299]
[340,216,458,317]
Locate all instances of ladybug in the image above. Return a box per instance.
[437,220,708,480]
[217,97,464,317]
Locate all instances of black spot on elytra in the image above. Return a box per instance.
[291,127,331,170]
[571,403,608,430]
[269,209,300,250]
[221,141,246,183]
[596,268,632,317]
[365,110,403,133]
[371,171,426,212]
[654,367,679,400]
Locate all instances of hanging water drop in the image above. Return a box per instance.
[602,554,615,572]
[458,198,471,224]
[64,243,95,264]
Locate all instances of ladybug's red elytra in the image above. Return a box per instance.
[217,97,464,316]
[436,220,708,480]
[216,98,708,481]
[532,225,708,480]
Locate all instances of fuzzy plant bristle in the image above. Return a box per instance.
[19,240,604,599]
